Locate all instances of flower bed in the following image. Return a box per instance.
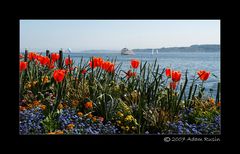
[19,51,221,135]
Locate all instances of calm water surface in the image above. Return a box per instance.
[62,51,220,95]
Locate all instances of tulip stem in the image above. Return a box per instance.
[19,72,23,99]
[24,49,28,62]
[58,50,63,69]
[176,70,188,115]
[215,82,220,104]
[46,50,50,57]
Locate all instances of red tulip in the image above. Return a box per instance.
[39,56,50,66]
[106,63,115,73]
[53,69,66,82]
[172,70,181,82]
[89,61,95,68]
[20,61,27,72]
[108,63,115,73]
[95,57,103,67]
[51,53,60,62]
[170,82,177,90]
[48,61,55,69]
[89,57,103,68]
[197,70,210,81]
[28,52,38,60]
[126,70,136,79]
[100,60,114,72]
[101,61,110,70]
[81,69,87,74]
[65,58,72,66]
[131,59,140,69]
[28,52,37,60]
[36,54,43,61]
[166,68,171,77]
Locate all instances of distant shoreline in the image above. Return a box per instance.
[133,44,220,52]
[20,44,220,53]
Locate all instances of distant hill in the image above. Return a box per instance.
[132,44,220,52]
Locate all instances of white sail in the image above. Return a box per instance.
[67,48,72,53]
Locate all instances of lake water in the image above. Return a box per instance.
[62,51,220,96]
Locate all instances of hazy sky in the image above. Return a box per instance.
[20,20,220,52]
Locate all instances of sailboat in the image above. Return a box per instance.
[67,48,72,53]
[152,49,158,54]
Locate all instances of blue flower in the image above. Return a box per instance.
[192,128,198,134]
[58,108,119,135]
[185,128,190,134]
[19,107,45,135]
[178,121,183,126]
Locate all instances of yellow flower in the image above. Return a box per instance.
[125,126,130,131]
[77,112,83,117]
[32,81,38,86]
[117,111,124,117]
[125,115,134,122]
[63,103,68,108]
[25,82,32,89]
[132,126,137,130]
[116,120,121,124]
[27,104,33,109]
[87,113,93,118]
[121,126,125,130]
[209,98,215,105]
[72,100,79,107]
[67,123,75,130]
[42,76,49,84]
[58,103,63,109]
[40,105,46,110]
[92,117,97,122]
[33,100,40,106]
[85,101,93,109]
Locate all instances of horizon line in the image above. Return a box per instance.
[20,43,220,52]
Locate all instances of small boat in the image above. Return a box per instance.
[121,48,134,55]
[152,49,159,54]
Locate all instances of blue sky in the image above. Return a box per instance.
[20,20,220,52]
